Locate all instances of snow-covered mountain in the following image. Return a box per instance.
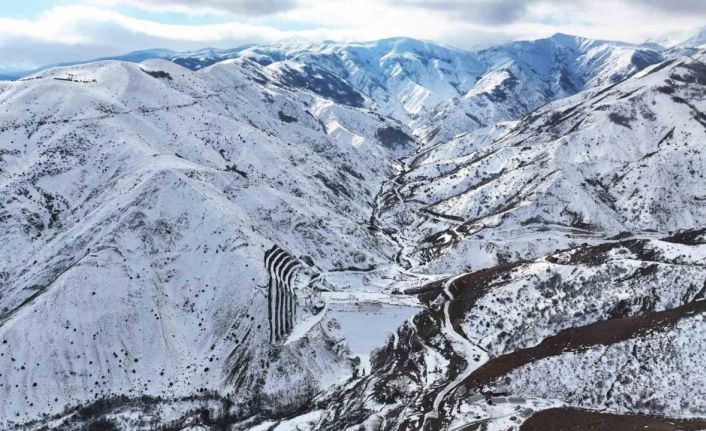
[376,53,706,274]
[0,56,415,428]
[678,26,706,48]
[308,233,706,430]
[413,33,663,146]
[170,35,663,130]
[304,50,706,431]
[0,32,705,430]
[2,34,663,129]
[232,38,485,120]
[651,25,706,59]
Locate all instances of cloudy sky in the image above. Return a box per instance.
[1,0,705,71]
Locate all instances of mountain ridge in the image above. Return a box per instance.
[1,29,706,431]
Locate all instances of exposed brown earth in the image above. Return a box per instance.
[447,263,520,336]
[463,299,706,390]
[520,407,706,431]
[662,228,706,246]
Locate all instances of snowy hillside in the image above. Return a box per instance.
[0,33,705,431]
[376,53,706,275]
[2,34,663,133]
[307,234,706,431]
[414,33,663,146]
[210,35,663,136]
[0,57,415,428]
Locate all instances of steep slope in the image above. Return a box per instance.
[231,35,662,134]
[377,53,706,275]
[300,234,706,431]
[235,38,485,120]
[415,33,664,146]
[239,53,706,431]
[0,57,418,428]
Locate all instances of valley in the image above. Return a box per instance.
[0,31,705,430]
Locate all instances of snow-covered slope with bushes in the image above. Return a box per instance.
[378,54,706,275]
[0,57,415,428]
[1,32,705,431]
[305,235,706,431]
[414,33,664,146]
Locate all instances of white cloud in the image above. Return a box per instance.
[0,5,289,68]
[96,0,297,16]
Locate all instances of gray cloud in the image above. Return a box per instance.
[133,0,298,16]
[626,0,706,14]
[0,13,278,71]
[394,0,531,24]
[395,0,706,27]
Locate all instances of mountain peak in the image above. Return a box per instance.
[679,25,706,47]
[549,32,580,40]
[543,32,589,45]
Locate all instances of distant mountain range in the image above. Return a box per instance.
[5,31,701,139]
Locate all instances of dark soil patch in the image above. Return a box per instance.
[375,126,414,150]
[278,111,297,123]
[662,228,706,245]
[564,239,663,267]
[276,64,365,107]
[141,69,172,80]
[448,264,521,335]
[608,112,634,128]
[463,299,706,389]
[521,407,706,431]
[405,277,447,304]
